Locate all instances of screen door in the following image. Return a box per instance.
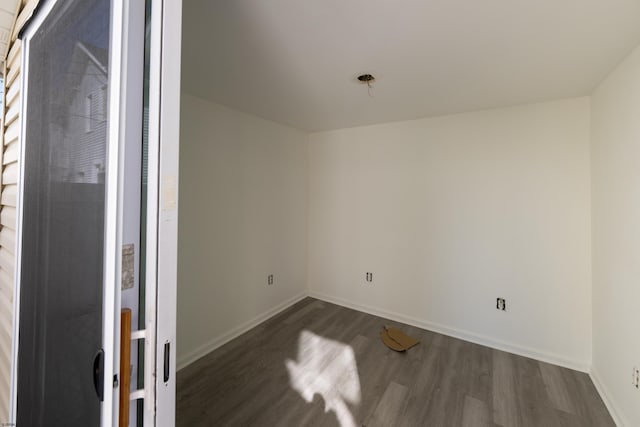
[12,0,181,425]
[16,0,115,425]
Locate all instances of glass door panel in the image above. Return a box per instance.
[17,0,112,425]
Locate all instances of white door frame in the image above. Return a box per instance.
[145,0,181,425]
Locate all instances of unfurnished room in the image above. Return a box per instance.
[175,0,640,426]
[0,0,639,426]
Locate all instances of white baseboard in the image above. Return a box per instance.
[176,289,623,424]
[308,291,591,373]
[176,292,307,371]
[590,367,626,427]
[177,288,591,373]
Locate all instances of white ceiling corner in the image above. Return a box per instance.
[182,0,640,132]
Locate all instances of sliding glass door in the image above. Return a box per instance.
[11,0,182,425]
[17,0,114,425]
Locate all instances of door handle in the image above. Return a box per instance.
[163,342,170,383]
[93,349,105,401]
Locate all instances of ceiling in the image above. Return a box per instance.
[182,0,640,132]
[0,0,19,72]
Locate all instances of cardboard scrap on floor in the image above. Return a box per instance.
[380,325,419,352]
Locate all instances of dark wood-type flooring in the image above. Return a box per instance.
[177,298,614,426]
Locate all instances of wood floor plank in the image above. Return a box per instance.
[562,368,617,427]
[284,299,326,324]
[406,336,467,426]
[492,350,520,426]
[176,298,616,427]
[397,337,448,427]
[539,361,576,414]
[511,353,555,427]
[462,395,494,427]
[365,382,408,427]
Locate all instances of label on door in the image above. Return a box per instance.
[162,175,177,211]
[122,243,135,290]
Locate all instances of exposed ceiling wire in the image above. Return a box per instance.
[357,74,375,97]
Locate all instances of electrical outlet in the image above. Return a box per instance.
[365,272,373,283]
[496,298,506,311]
[267,274,274,286]
[632,367,639,389]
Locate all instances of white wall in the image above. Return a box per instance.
[308,98,592,370]
[177,93,307,368]
[591,44,640,427]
